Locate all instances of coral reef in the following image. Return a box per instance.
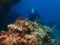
[0,17,57,45]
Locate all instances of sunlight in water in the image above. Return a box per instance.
[31,8,35,13]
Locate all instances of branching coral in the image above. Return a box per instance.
[0,17,57,45]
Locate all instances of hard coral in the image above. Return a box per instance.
[0,17,38,45]
[0,17,57,45]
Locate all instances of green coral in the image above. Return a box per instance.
[33,20,57,45]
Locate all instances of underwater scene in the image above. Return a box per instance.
[0,0,60,45]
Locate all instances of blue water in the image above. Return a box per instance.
[11,0,60,43]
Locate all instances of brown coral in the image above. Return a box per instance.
[0,17,38,45]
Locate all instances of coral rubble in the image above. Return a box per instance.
[0,17,57,45]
